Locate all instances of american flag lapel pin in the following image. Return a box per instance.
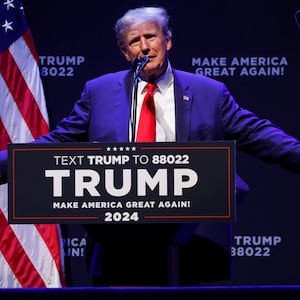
[183,95,190,101]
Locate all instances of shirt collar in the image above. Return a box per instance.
[140,61,173,95]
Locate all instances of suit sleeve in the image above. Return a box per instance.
[34,81,91,143]
[219,83,300,173]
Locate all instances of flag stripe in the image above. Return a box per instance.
[0,184,64,287]
[0,119,11,151]
[0,210,46,287]
[0,41,48,139]
[12,222,63,287]
[9,35,49,128]
[0,252,21,288]
[0,74,33,144]
[22,29,39,63]
[36,224,66,286]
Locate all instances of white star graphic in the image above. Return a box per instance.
[2,19,13,33]
[3,0,15,10]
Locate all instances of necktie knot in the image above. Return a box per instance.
[146,82,157,94]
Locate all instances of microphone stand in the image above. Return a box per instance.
[131,76,139,142]
[130,56,149,142]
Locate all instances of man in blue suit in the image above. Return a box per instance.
[1,6,300,286]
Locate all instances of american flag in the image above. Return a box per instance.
[0,0,65,287]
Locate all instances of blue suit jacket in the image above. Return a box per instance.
[29,68,300,170]
[1,68,299,172]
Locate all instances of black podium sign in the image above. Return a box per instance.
[8,141,235,224]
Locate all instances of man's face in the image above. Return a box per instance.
[121,22,172,81]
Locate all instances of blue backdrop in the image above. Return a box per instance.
[21,0,300,286]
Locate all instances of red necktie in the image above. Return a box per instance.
[136,82,157,142]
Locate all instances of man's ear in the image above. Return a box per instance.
[166,37,172,51]
[121,49,131,62]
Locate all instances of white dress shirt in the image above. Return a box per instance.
[133,62,176,142]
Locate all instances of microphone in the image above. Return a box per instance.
[133,56,150,81]
[131,56,150,142]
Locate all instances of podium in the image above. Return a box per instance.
[8,141,236,286]
[8,141,235,225]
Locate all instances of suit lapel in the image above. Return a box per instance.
[173,70,192,141]
[113,70,133,142]
[111,69,192,142]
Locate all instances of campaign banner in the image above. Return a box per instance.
[8,141,235,224]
